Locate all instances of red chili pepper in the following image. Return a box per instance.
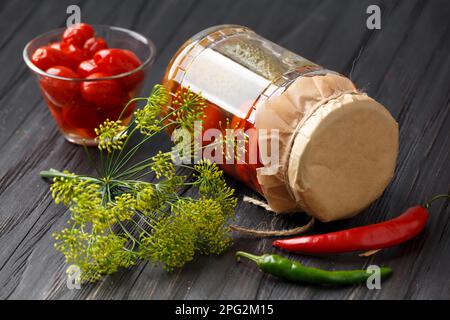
[273,195,449,254]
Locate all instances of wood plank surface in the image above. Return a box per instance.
[0,0,448,300]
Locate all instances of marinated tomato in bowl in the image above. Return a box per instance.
[31,23,145,142]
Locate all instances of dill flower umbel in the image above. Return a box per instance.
[151,151,175,179]
[95,119,128,152]
[171,87,206,131]
[42,84,237,283]
[134,84,169,135]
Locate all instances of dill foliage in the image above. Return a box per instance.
[41,85,237,283]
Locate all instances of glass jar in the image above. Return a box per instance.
[162,25,398,222]
[24,25,155,145]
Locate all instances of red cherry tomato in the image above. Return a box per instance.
[40,66,81,107]
[77,59,101,78]
[50,42,84,68]
[120,70,144,90]
[83,37,108,58]
[31,46,73,71]
[94,49,141,75]
[121,49,142,65]
[62,104,103,137]
[104,100,136,121]
[81,72,126,109]
[44,97,66,128]
[94,49,143,89]
[62,23,94,48]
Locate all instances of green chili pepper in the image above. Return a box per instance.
[236,251,392,286]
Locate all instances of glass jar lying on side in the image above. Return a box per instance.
[162,25,399,222]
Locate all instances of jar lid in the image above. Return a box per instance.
[255,73,398,222]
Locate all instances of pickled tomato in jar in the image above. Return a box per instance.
[163,25,399,222]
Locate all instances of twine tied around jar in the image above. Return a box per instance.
[230,196,315,237]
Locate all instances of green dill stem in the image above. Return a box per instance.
[109,223,137,250]
[110,107,183,178]
[99,147,104,176]
[40,169,100,182]
[113,156,152,178]
[123,246,139,254]
[126,216,152,237]
[105,149,113,178]
[108,194,154,236]
[101,184,110,206]
[126,170,156,181]
[106,184,112,202]
[111,119,175,177]
[177,164,197,170]
[105,123,137,178]
[110,133,154,177]
[106,98,144,175]
[116,218,141,245]
[111,122,176,179]
[135,211,155,229]
[113,149,168,179]
[82,144,101,177]
[114,159,157,179]
[126,239,137,253]
[108,126,139,178]
[118,97,148,120]
[116,178,143,188]
[108,93,174,176]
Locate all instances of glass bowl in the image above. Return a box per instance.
[23,25,156,145]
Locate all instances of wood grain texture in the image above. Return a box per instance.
[0,0,448,300]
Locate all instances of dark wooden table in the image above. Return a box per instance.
[0,0,449,300]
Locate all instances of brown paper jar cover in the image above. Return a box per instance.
[162,25,399,222]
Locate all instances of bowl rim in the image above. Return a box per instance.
[23,24,156,82]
